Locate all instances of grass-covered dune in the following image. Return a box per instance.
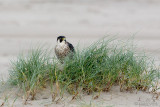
[9,37,160,102]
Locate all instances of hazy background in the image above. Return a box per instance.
[0,0,160,80]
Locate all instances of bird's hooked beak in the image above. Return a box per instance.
[62,37,66,41]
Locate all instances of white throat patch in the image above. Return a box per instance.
[56,40,68,52]
[57,40,66,45]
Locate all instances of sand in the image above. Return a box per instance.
[0,0,160,106]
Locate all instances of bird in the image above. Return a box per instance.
[55,36,75,63]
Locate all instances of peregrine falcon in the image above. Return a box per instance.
[55,36,75,63]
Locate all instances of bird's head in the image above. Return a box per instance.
[57,36,66,44]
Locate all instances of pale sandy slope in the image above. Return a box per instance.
[0,0,160,107]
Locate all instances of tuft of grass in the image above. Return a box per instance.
[56,37,159,94]
[9,47,56,101]
[8,37,159,102]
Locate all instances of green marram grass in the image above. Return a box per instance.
[9,47,56,101]
[8,37,159,101]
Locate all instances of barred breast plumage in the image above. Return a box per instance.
[55,42,70,60]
